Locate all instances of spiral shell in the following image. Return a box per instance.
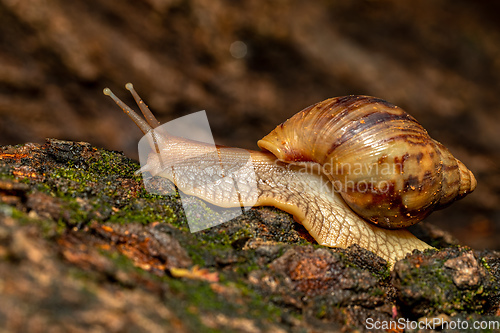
[258,95,476,229]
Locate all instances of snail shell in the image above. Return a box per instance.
[104,85,476,263]
[258,96,476,229]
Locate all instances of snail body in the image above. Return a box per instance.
[104,84,476,263]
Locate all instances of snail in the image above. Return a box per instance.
[103,84,476,264]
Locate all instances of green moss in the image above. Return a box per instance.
[107,201,176,225]
[234,259,262,276]
[480,257,492,271]
[25,147,182,229]
[0,171,15,180]
[199,227,251,247]
[45,148,139,198]
[373,263,392,280]
[139,189,167,200]
[244,287,283,320]
[371,287,386,297]
[89,149,142,180]
[34,182,53,193]
[182,245,206,267]
[93,252,286,330]
[315,303,327,319]
[2,205,63,237]
[396,252,496,316]
[172,277,284,322]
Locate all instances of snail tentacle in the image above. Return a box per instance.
[104,87,152,135]
[125,83,161,128]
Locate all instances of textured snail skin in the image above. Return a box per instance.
[104,85,476,264]
[139,141,431,264]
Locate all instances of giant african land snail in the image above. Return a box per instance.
[104,84,476,264]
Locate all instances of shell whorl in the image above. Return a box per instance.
[258,95,476,229]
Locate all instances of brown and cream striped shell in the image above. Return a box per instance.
[257,95,476,229]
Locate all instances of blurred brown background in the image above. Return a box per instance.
[0,0,498,250]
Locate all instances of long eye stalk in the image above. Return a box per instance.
[125,83,161,128]
[103,85,153,135]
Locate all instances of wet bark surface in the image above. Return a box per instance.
[0,140,499,332]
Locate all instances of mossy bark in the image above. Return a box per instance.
[0,139,498,332]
